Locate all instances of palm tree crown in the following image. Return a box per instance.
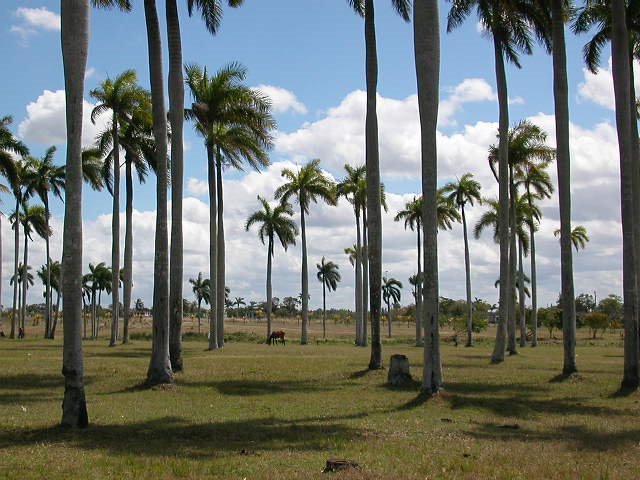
[245,196,298,256]
[317,257,342,292]
[275,159,337,213]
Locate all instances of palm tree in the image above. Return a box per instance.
[23,146,65,339]
[189,273,210,334]
[86,262,109,340]
[90,69,148,347]
[60,0,89,427]
[275,159,337,344]
[348,0,410,370]
[337,164,366,346]
[395,196,424,346]
[316,257,341,339]
[185,62,274,352]
[382,277,402,337]
[554,225,589,252]
[233,297,246,318]
[38,261,62,338]
[10,263,34,331]
[442,173,482,347]
[8,160,27,339]
[245,196,298,341]
[447,0,542,364]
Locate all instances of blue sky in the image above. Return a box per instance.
[1,1,628,314]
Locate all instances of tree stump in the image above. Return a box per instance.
[387,354,413,386]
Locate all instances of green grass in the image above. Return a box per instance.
[0,334,639,479]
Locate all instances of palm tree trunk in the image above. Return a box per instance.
[362,208,369,346]
[110,116,120,347]
[60,0,89,427]
[145,0,173,386]
[507,166,517,354]
[416,224,423,346]
[21,230,28,331]
[364,0,382,369]
[322,280,326,339]
[491,34,510,364]
[123,156,133,344]
[462,205,473,346]
[216,154,225,348]
[197,299,202,334]
[529,214,538,346]
[518,237,526,347]
[0,216,3,333]
[91,289,97,339]
[11,198,19,339]
[206,144,218,350]
[167,0,185,372]
[611,0,639,388]
[552,0,578,375]
[51,290,61,338]
[266,237,273,341]
[44,195,52,339]
[355,209,363,345]
[387,301,392,337]
[300,205,309,344]
[415,0,442,392]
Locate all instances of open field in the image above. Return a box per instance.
[1,323,639,479]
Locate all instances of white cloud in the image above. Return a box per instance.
[18,89,110,148]
[10,7,60,44]
[252,84,308,114]
[439,78,496,126]
[577,57,640,110]
[187,177,209,196]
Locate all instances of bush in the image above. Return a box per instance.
[583,312,610,339]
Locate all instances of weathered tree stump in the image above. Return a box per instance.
[323,458,359,472]
[387,354,413,386]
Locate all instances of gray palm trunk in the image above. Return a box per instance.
[518,238,526,347]
[364,0,383,370]
[610,0,639,388]
[20,225,28,330]
[266,237,273,341]
[552,0,578,375]
[387,300,392,337]
[91,289,96,339]
[414,0,443,393]
[354,208,363,345]
[207,145,219,350]
[416,221,423,346]
[362,210,369,346]
[51,289,61,337]
[110,118,120,347]
[216,156,225,348]
[122,155,133,344]
[462,205,473,347]
[491,34,511,364]
[44,196,52,339]
[322,280,327,338]
[167,0,184,372]
[145,0,174,386]
[60,0,89,428]
[300,204,309,344]
[10,197,19,339]
[507,167,517,354]
[527,188,538,346]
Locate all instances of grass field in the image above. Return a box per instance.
[0,321,639,479]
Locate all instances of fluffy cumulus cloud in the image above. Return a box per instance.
[18,89,110,148]
[577,57,640,110]
[251,84,308,114]
[10,7,60,44]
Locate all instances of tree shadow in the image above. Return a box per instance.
[181,379,337,396]
[0,415,363,457]
[348,369,372,379]
[0,374,65,391]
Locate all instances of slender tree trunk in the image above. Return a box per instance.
[415,0,442,393]
[322,280,326,339]
[387,301,392,337]
[527,186,538,346]
[122,156,133,344]
[51,290,61,338]
[21,231,28,331]
[60,0,89,427]
[362,210,369,346]
[507,166,517,354]
[91,289,96,339]
[44,196,52,338]
[611,0,639,388]
[266,237,273,341]
[491,35,510,364]
[300,205,309,344]
[197,299,202,334]
[518,237,526,347]
[216,154,225,348]
[145,0,173,386]
[416,224,423,346]
[207,144,218,350]
[167,0,184,371]
[462,205,473,346]
[10,197,19,339]
[110,116,120,347]
[552,0,578,375]
[355,209,363,345]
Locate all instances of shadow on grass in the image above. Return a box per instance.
[0,374,65,391]
[182,379,337,396]
[87,349,151,360]
[0,415,363,456]
[349,369,373,379]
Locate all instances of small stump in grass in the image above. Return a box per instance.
[323,458,359,472]
[387,354,413,387]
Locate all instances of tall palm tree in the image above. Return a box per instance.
[348,0,410,370]
[38,261,62,338]
[185,62,274,352]
[90,69,148,347]
[554,225,589,251]
[23,147,65,339]
[382,276,402,337]
[10,263,34,330]
[8,161,27,339]
[442,173,482,347]
[275,159,337,344]
[447,0,543,364]
[316,257,341,339]
[233,297,246,318]
[246,196,298,341]
[60,0,90,427]
[337,164,366,346]
[189,272,210,334]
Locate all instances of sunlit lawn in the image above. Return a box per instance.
[0,321,639,479]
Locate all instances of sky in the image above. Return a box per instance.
[0,0,631,313]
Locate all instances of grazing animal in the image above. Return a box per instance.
[18,327,25,339]
[268,330,285,345]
